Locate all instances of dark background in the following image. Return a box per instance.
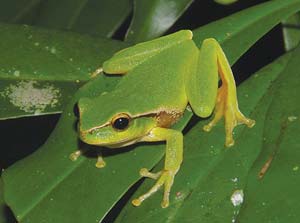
[0,0,284,170]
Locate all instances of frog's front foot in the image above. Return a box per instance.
[132,169,176,208]
[203,87,255,147]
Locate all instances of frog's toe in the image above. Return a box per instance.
[132,198,142,207]
[161,199,169,208]
[203,122,213,132]
[95,155,106,168]
[139,168,162,180]
[69,150,82,161]
[244,117,256,128]
[224,108,255,147]
[225,134,235,147]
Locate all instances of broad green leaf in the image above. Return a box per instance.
[3,73,164,223]
[0,0,41,24]
[282,12,300,51]
[115,50,293,223]
[0,178,6,223]
[125,0,193,43]
[3,0,300,222]
[236,45,300,223]
[35,0,132,37]
[0,23,128,119]
[0,177,14,223]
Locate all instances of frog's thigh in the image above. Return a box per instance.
[132,127,183,208]
[185,38,219,118]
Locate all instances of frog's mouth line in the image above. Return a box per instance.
[79,130,144,148]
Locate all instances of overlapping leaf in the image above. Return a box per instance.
[125,0,193,43]
[35,0,132,37]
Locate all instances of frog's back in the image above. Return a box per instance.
[113,40,198,116]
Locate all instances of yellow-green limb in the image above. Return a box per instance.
[186,38,255,147]
[132,127,183,208]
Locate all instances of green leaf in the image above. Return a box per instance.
[236,45,300,223]
[3,74,148,223]
[0,23,128,119]
[35,0,132,37]
[125,0,193,43]
[3,0,300,222]
[282,12,300,51]
[0,176,14,223]
[0,0,41,24]
[0,178,6,223]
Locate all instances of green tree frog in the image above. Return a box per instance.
[70,30,255,208]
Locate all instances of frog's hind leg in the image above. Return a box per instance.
[186,38,255,147]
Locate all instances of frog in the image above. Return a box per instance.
[70,30,255,208]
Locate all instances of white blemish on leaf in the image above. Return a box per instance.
[231,189,244,206]
[231,177,238,183]
[50,47,56,54]
[288,116,297,122]
[13,70,20,77]
[1,81,60,114]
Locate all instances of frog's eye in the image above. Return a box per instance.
[111,113,131,130]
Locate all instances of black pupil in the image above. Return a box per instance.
[113,117,129,130]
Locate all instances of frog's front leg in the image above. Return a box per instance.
[186,38,255,147]
[132,127,183,208]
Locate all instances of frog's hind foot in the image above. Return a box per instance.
[203,87,255,147]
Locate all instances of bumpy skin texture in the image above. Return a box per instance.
[71,30,255,208]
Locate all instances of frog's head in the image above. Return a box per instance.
[76,97,156,148]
